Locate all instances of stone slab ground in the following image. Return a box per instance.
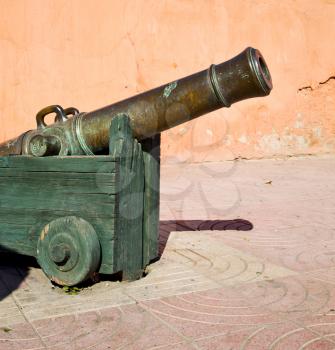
[0,155,335,349]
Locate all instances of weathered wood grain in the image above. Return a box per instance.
[0,155,117,272]
[36,216,101,286]
[141,134,160,267]
[110,114,145,280]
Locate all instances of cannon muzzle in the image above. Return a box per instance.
[0,47,272,156]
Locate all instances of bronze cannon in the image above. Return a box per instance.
[0,48,272,286]
[0,47,272,157]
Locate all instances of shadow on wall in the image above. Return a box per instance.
[159,219,253,256]
[0,247,32,301]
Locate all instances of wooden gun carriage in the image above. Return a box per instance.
[0,115,159,286]
[0,48,272,285]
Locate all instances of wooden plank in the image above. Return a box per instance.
[0,240,35,255]
[110,114,144,280]
[0,213,116,271]
[0,155,116,172]
[141,134,160,267]
[0,193,115,213]
[0,170,116,181]
[0,174,116,198]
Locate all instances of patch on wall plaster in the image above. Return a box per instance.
[206,129,213,137]
[259,134,281,152]
[178,127,188,136]
[294,119,304,129]
[295,135,309,150]
[238,135,248,144]
[163,81,177,98]
[258,133,311,153]
[225,135,233,146]
[312,127,322,138]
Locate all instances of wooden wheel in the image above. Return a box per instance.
[37,216,101,286]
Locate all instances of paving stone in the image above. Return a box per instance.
[194,323,335,350]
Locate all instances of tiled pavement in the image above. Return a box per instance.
[1,156,335,349]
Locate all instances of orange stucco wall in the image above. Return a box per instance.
[0,0,335,162]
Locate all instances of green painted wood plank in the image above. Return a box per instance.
[110,114,144,280]
[141,134,160,267]
[0,193,115,214]
[0,155,116,172]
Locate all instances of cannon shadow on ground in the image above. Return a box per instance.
[158,219,253,256]
[0,247,33,301]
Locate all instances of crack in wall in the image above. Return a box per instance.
[298,76,335,92]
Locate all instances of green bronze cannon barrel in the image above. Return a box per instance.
[0,47,272,157]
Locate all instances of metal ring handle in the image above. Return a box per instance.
[64,107,80,117]
[36,105,67,129]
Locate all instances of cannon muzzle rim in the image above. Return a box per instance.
[247,47,273,95]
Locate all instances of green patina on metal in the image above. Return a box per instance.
[163,81,178,98]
